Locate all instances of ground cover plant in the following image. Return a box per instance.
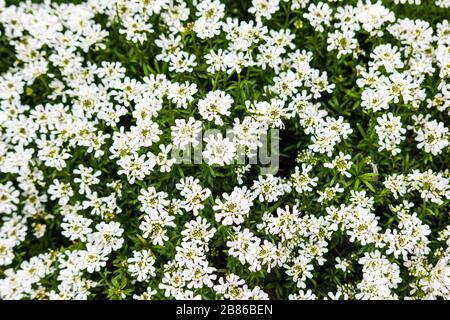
[0,0,449,300]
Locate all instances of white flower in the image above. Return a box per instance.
[128,250,156,282]
[414,119,449,155]
[155,144,176,173]
[323,152,353,178]
[61,214,93,242]
[73,165,101,195]
[303,2,332,32]
[375,113,406,155]
[48,179,73,206]
[171,117,202,150]
[290,164,319,193]
[202,133,236,166]
[139,210,176,245]
[117,152,156,184]
[0,182,20,215]
[81,243,109,273]
[168,51,197,73]
[88,221,124,253]
[213,186,254,225]
[197,90,233,125]
[249,0,280,20]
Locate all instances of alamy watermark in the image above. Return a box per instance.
[170,128,280,175]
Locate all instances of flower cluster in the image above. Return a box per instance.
[0,0,449,300]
